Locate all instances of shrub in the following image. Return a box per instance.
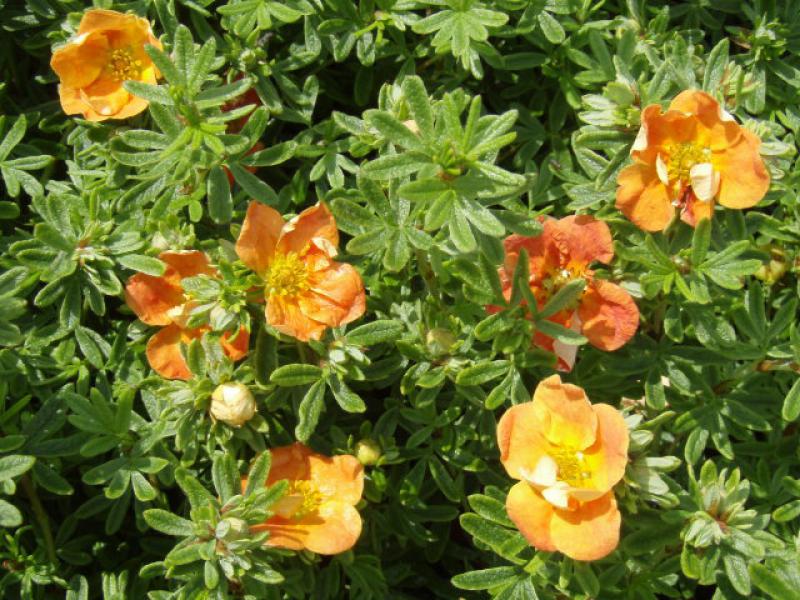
[1,1,799,599]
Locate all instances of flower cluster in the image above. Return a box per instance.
[47,7,775,567]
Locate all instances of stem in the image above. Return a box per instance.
[20,475,56,564]
[296,341,309,364]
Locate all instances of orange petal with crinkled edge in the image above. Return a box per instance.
[616,163,674,232]
[125,273,183,326]
[253,501,362,555]
[300,258,366,329]
[631,104,698,164]
[266,442,313,484]
[717,129,770,209]
[80,75,130,119]
[667,90,741,151]
[58,85,103,121]
[552,215,614,266]
[505,481,557,553]
[145,324,193,380]
[236,201,284,275]
[502,220,560,282]
[533,375,597,451]
[578,279,639,352]
[160,250,216,284]
[78,9,149,36]
[548,492,621,561]
[50,32,108,89]
[532,374,597,450]
[277,203,340,256]
[266,295,327,342]
[497,402,551,480]
[581,403,629,494]
[309,454,364,507]
[221,326,250,362]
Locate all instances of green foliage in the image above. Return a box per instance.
[1,0,800,598]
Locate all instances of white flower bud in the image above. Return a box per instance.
[210,382,256,428]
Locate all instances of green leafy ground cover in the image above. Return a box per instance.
[1,0,800,598]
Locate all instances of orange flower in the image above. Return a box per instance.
[125,251,249,380]
[492,215,639,371]
[50,9,162,121]
[235,201,366,342]
[246,442,364,554]
[497,375,629,561]
[616,90,770,231]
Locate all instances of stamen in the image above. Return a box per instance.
[265,252,309,298]
[286,480,323,519]
[665,142,712,186]
[550,448,591,487]
[106,47,142,82]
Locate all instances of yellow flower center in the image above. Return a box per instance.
[107,47,142,82]
[286,480,323,519]
[550,448,591,487]
[665,142,711,184]
[266,252,309,298]
[539,260,586,304]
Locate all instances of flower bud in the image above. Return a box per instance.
[426,328,456,356]
[355,439,382,466]
[402,119,420,135]
[210,382,256,428]
[216,517,249,542]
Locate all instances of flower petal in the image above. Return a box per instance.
[58,85,103,120]
[50,32,108,89]
[266,296,328,342]
[680,191,715,228]
[578,279,639,351]
[145,325,193,380]
[667,90,740,151]
[549,492,621,561]
[505,481,556,552]
[717,130,770,209]
[689,162,719,203]
[125,273,183,326]
[552,215,614,266]
[532,374,597,450]
[236,201,284,275]
[309,454,364,507]
[160,250,215,283]
[301,259,366,328]
[497,402,551,480]
[78,9,150,36]
[582,403,630,494]
[616,163,674,232]
[302,501,362,554]
[80,76,130,118]
[266,443,313,485]
[277,203,339,256]
[631,105,697,165]
[221,326,250,362]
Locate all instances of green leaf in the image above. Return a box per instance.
[782,378,800,422]
[207,166,232,223]
[329,376,366,413]
[0,454,36,481]
[538,11,565,44]
[750,563,795,599]
[143,509,195,536]
[245,451,272,496]
[451,567,519,590]
[295,380,325,442]
[538,279,585,319]
[270,364,324,386]
[402,76,433,138]
[123,81,174,105]
[456,361,509,386]
[346,320,403,346]
[0,499,22,528]
[117,254,166,276]
[691,218,712,266]
[535,319,587,345]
